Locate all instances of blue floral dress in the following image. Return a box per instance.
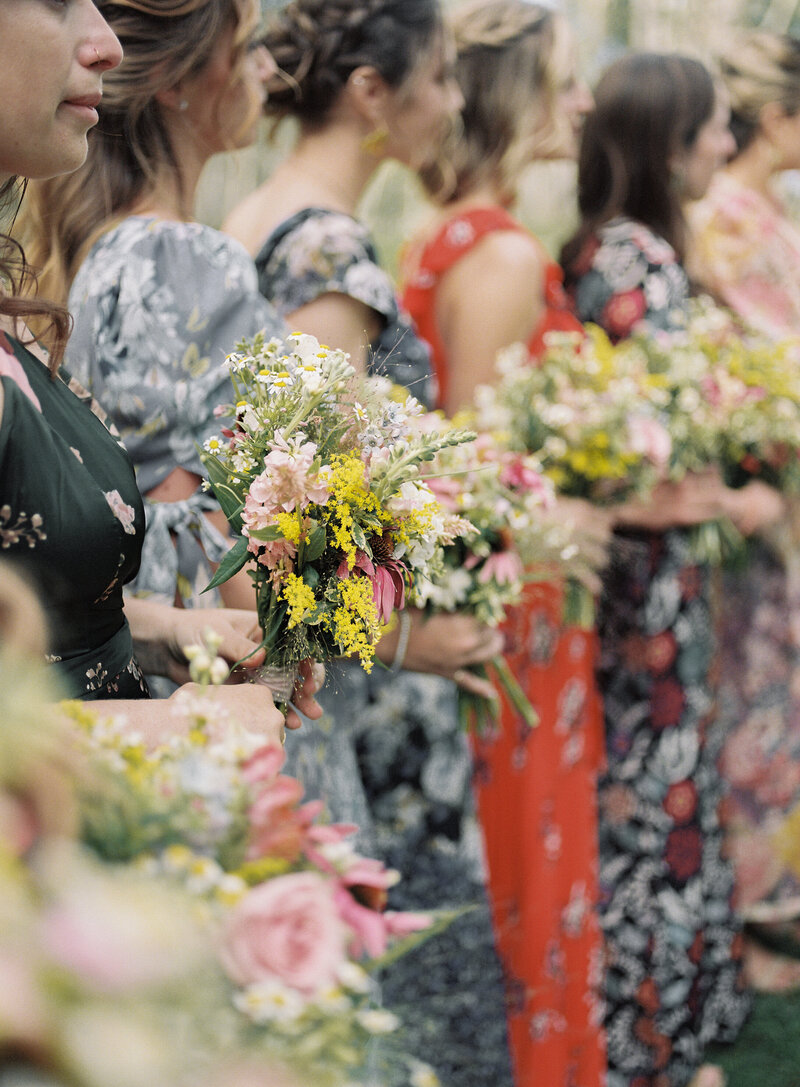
[67,216,285,614]
[0,332,147,700]
[568,217,751,1086]
[256,206,513,1087]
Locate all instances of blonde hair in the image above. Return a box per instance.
[19,0,260,306]
[717,30,800,152]
[420,0,571,203]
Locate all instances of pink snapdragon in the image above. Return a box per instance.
[246,431,330,516]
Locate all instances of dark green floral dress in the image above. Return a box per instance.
[569,218,751,1086]
[0,333,147,700]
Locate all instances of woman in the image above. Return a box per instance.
[0,0,320,747]
[561,53,779,1087]
[401,5,607,1085]
[686,31,800,992]
[224,3,514,1085]
[22,0,282,651]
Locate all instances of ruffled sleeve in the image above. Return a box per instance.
[67,217,286,494]
[256,208,398,322]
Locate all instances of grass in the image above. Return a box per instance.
[706,989,800,1086]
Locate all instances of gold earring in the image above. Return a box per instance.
[361,121,389,156]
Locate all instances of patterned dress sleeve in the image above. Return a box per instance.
[688,173,800,341]
[257,208,434,408]
[571,218,690,341]
[67,218,288,621]
[68,217,287,494]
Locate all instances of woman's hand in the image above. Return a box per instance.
[720,480,786,538]
[377,609,505,700]
[612,467,733,531]
[169,680,288,748]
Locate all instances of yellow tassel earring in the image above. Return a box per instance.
[361,121,390,156]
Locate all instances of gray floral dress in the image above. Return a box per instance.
[569,217,751,1086]
[256,207,513,1087]
[67,216,285,617]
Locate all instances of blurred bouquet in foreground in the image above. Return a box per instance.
[200,332,472,706]
[0,646,446,1087]
[69,635,446,1086]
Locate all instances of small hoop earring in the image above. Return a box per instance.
[93,46,101,62]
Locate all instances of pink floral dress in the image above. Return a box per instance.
[689,170,800,990]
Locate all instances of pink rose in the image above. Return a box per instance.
[220,871,348,995]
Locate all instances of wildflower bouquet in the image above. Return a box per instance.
[411,421,560,731]
[62,635,447,1087]
[200,331,472,707]
[618,299,800,560]
[475,331,671,507]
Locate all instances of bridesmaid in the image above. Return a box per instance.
[21,0,283,651]
[561,52,782,1087]
[401,4,609,1085]
[224,2,515,1085]
[687,30,800,992]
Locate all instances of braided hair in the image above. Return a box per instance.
[716,30,800,153]
[263,0,442,128]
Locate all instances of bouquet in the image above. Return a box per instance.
[476,331,671,506]
[411,420,564,731]
[55,638,450,1087]
[618,298,800,561]
[199,332,473,710]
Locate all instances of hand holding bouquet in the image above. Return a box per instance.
[200,332,473,709]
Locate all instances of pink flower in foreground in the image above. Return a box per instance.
[246,433,329,516]
[333,856,431,959]
[221,872,348,995]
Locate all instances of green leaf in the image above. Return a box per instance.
[199,450,245,528]
[304,523,327,563]
[204,535,250,592]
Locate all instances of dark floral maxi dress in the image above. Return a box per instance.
[568,217,751,1086]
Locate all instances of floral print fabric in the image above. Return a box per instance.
[254,207,512,1086]
[255,207,434,409]
[403,205,606,1087]
[568,217,690,341]
[687,173,800,989]
[687,171,800,341]
[67,216,286,614]
[0,334,147,700]
[570,218,751,1084]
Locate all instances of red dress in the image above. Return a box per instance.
[402,206,607,1087]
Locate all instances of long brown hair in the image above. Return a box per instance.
[1,181,71,373]
[19,0,259,307]
[562,52,716,274]
[419,0,569,204]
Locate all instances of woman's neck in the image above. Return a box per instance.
[274,122,381,216]
[724,139,781,203]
